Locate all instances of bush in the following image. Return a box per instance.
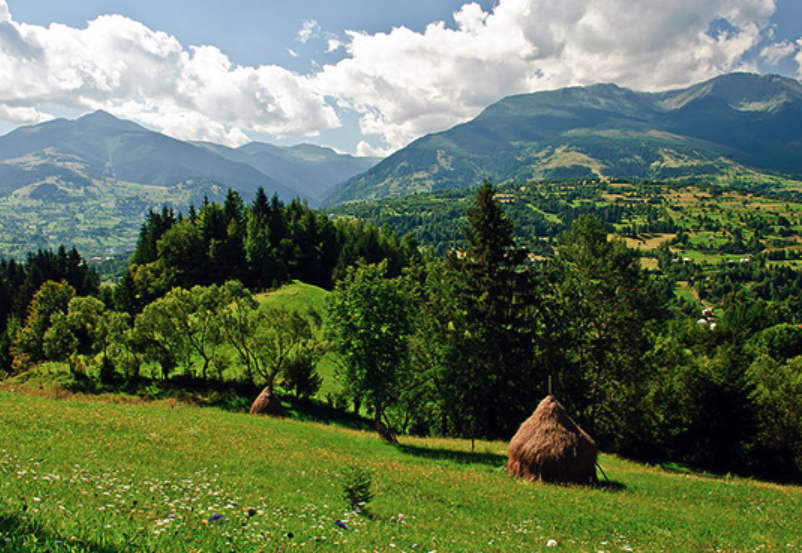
[341,465,373,512]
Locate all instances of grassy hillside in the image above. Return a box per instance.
[254,280,329,312]
[1,391,800,552]
[0,177,229,259]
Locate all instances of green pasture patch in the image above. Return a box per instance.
[673,281,700,305]
[1,392,801,552]
[526,204,561,223]
[255,281,341,398]
[255,280,329,312]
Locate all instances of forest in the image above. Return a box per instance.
[2,180,802,480]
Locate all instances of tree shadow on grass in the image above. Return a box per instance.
[0,512,125,553]
[283,397,374,432]
[395,443,507,468]
[594,463,627,492]
[595,479,627,492]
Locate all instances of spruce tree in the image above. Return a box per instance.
[442,180,540,441]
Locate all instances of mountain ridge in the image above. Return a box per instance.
[0,112,380,257]
[327,72,802,205]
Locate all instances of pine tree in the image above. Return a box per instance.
[439,181,540,441]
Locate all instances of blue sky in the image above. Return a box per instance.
[9,1,498,70]
[1,0,801,155]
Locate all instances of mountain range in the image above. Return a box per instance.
[0,111,377,205]
[328,72,802,204]
[0,112,377,257]
[3,71,802,258]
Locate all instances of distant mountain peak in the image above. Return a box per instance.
[76,109,148,133]
[82,109,116,119]
[659,72,802,111]
[327,72,802,205]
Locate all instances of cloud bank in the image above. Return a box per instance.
[0,0,795,153]
[0,4,338,146]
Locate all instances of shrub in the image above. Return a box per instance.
[341,465,373,512]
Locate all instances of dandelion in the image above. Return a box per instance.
[547,539,558,547]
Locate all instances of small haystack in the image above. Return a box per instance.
[507,395,597,485]
[249,387,285,417]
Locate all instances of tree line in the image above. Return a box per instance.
[1,182,802,478]
[114,188,419,314]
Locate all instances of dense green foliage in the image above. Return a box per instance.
[424,181,540,441]
[328,181,802,475]
[326,261,414,432]
[4,179,802,479]
[114,188,419,315]
[0,247,100,379]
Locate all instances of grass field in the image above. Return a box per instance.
[2,391,801,552]
[254,282,329,312]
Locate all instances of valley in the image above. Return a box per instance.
[4,71,802,552]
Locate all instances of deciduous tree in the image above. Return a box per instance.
[326,261,414,436]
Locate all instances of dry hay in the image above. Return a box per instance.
[507,396,598,485]
[250,386,285,417]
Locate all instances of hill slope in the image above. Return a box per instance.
[2,390,801,552]
[328,73,802,204]
[0,111,311,200]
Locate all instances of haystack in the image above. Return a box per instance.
[507,395,597,485]
[249,387,285,417]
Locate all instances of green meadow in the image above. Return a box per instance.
[2,390,801,552]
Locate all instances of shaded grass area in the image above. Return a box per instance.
[2,391,802,552]
[1,369,372,433]
[395,443,506,468]
[0,512,127,553]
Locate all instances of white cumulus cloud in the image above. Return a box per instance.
[297,20,320,44]
[760,39,798,65]
[0,0,790,153]
[0,2,339,146]
[796,39,802,77]
[313,0,779,152]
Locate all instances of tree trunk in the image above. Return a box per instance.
[374,410,397,443]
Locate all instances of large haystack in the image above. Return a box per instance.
[507,395,597,485]
[250,387,285,417]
